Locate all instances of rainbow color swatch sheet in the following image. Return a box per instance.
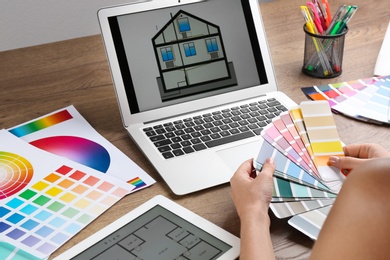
[8,105,155,192]
[0,130,133,259]
[301,75,390,125]
[254,100,345,239]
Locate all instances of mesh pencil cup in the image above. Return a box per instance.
[302,25,348,78]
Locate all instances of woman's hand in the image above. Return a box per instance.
[328,143,390,172]
[230,158,275,222]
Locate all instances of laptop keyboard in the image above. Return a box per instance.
[143,98,287,159]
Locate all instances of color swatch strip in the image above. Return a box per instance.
[271,176,336,200]
[288,107,316,173]
[262,125,315,176]
[288,205,332,240]
[270,198,334,218]
[254,138,328,191]
[0,164,130,259]
[300,101,345,192]
[9,110,73,138]
[271,116,317,175]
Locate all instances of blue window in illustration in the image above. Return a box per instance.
[206,38,219,52]
[183,42,196,57]
[178,17,191,32]
[160,47,174,61]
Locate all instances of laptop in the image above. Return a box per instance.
[98,0,297,195]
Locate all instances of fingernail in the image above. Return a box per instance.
[266,157,274,164]
[328,156,339,165]
[341,169,350,176]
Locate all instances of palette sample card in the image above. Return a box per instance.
[288,205,332,240]
[8,105,155,192]
[301,75,390,125]
[254,101,344,239]
[271,199,334,219]
[270,176,336,201]
[300,101,345,192]
[0,130,133,259]
[254,138,327,190]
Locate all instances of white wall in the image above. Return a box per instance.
[0,0,272,52]
[0,0,137,51]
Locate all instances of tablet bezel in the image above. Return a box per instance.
[53,195,240,259]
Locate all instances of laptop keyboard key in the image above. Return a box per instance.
[173,149,185,156]
[154,139,172,147]
[158,146,171,153]
[150,135,165,142]
[162,152,174,159]
[193,143,207,151]
[183,147,195,154]
[181,141,191,147]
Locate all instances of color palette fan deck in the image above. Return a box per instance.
[254,100,345,239]
[301,75,390,125]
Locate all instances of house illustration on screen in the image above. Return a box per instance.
[152,10,237,101]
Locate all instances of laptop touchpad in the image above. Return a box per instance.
[216,140,260,172]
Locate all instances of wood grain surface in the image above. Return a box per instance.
[0,0,388,258]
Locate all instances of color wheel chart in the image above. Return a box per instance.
[0,152,33,200]
[0,130,133,259]
[301,75,390,125]
[8,105,155,192]
[254,101,344,239]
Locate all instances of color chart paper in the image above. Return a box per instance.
[0,130,133,259]
[8,105,155,192]
[358,80,390,122]
[301,75,390,125]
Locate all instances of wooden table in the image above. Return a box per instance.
[1,0,389,258]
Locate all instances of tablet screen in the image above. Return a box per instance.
[70,205,232,259]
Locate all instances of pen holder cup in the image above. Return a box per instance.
[302,25,348,78]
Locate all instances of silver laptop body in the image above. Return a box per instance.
[98,0,297,195]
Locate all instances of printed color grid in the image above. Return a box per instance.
[0,164,129,259]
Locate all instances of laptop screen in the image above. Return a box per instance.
[106,0,269,113]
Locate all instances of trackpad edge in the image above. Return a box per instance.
[216,140,260,173]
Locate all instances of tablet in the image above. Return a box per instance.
[53,195,240,259]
